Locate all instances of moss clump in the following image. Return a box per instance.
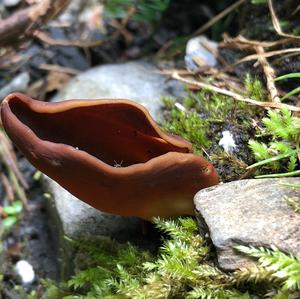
[162,96,210,153]
[161,85,261,181]
[40,218,245,299]
[244,74,266,102]
[248,108,300,174]
[39,218,300,298]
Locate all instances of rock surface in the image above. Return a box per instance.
[52,60,184,121]
[44,178,145,243]
[194,178,300,271]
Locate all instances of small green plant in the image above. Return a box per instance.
[2,200,23,231]
[248,107,300,174]
[235,245,300,297]
[182,90,251,122]
[40,218,300,298]
[104,0,171,24]
[284,196,300,214]
[162,96,210,152]
[275,73,300,101]
[244,74,266,102]
[41,218,247,299]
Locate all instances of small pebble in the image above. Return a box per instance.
[15,260,35,284]
[185,35,218,70]
[174,102,186,112]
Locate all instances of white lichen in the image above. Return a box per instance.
[15,260,35,284]
[219,130,236,154]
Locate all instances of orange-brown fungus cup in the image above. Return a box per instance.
[1,93,219,220]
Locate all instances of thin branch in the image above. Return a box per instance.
[0,131,28,189]
[39,63,80,75]
[192,0,246,36]
[221,34,292,50]
[268,0,300,40]
[228,48,300,67]
[171,72,300,112]
[255,46,280,104]
[1,173,14,202]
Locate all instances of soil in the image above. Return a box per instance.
[1,158,58,297]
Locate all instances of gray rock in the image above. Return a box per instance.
[3,0,21,7]
[185,35,218,70]
[52,60,185,121]
[44,177,144,243]
[194,178,300,271]
[0,72,30,99]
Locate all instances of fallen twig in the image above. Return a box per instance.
[0,173,14,202]
[268,0,300,41]
[0,131,28,208]
[192,0,246,36]
[171,72,300,112]
[33,30,111,47]
[0,131,28,189]
[39,63,80,75]
[227,48,300,68]
[221,34,291,50]
[255,46,280,103]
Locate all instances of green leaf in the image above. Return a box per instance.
[275,73,300,81]
[247,148,300,169]
[281,86,300,101]
[255,170,300,178]
[3,201,23,215]
[3,216,17,229]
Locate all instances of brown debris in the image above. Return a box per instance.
[171,72,300,112]
[0,0,71,47]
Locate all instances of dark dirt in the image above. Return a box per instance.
[1,158,58,296]
[221,1,300,91]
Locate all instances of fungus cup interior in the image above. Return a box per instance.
[8,96,191,167]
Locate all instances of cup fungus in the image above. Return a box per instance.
[1,93,218,220]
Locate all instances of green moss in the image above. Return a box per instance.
[244,74,266,102]
[161,89,252,155]
[248,108,300,174]
[39,218,300,298]
[40,218,243,299]
[104,0,170,24]
[162,96,210,153]
[161,85,260,182]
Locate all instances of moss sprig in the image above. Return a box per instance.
[249,107,300,174]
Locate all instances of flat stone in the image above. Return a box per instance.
[194,178,300,271]
[52,60,185,121]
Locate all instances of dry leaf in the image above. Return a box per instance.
[46,71,72,92]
